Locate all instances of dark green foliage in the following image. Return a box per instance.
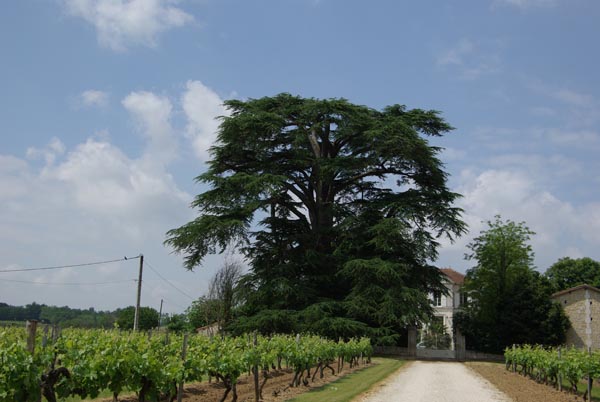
[456,216,570,353]
[165,314,189,333]
[0,303,116,328]
[228,309,298,335]
[545,257,600,292]
[186,296,222,329]
[116,306,159,331]
[166,94,466,344]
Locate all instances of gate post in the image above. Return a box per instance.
[455,328,466,361]
[408,326,417,358]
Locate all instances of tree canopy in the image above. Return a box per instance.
[456,216,569,353]
[545,257,600,292]
[116,306,159,331]
[166,93,466,344]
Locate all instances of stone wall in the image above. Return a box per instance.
[553,287,600,350]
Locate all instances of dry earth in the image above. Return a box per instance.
[466,361,585,402]
[99,362,370,402]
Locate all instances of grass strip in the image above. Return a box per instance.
[286,357,405,402]
[561,378,600,402]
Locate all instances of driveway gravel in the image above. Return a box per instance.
[357,361,513,402]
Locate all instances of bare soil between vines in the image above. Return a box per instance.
[466,361,585,402]
[99,362,371,402]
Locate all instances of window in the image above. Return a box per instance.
[433,291,442,307]
[459,291,467,307]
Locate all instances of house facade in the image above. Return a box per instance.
[427,268,465,349]
[551,284,600,350]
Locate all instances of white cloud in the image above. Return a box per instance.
[122,91,178,165]
[0,134,197,311]
[80,89,109,108]
[62,0,194,51]
[0,81,241,312]
[26,138,66,165]
[181,80,229,161]
[438,168,600,272]
[436,38,502,80]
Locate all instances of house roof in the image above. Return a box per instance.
[441,268,465,285]
[551,284,600,299]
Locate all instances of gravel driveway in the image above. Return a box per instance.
[357,361,513,402]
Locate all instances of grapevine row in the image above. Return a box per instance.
[0,327,372,402]
[505,344,600,398]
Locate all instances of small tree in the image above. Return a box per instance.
[186,258,243,332]
[186,297,221,329]
[456,216,569,353]
[165,314,189,333]
[208,258,242,330]
[116,306,159,331]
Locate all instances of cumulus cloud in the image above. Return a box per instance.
[62,0,194,51]
[0,81,239,312]
[0,138,196,311]
[438,168,600,272]
[80,89,109,108]
[0,89,202,311]
[181,80,229,161]
[26,138,66,165]
[122,91,178,165]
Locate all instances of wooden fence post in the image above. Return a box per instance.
[42,325,50,348]
[177,334,189,402]
[26,320,38,355]
[512,344,516,373]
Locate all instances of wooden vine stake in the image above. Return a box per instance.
[512,344,516,373]
[177,333,189,402]
[26,320,38,355]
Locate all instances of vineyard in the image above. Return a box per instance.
[504,344,600,399]
[0,324,372,402]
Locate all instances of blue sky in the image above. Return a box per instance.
[1,0,599,313]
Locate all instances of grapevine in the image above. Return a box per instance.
[0,326,372,402]
[505,344,600,399]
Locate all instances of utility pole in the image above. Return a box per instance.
[133,254,144,331]
[158,299,164,328]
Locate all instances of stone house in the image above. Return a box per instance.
[551,284,600,350]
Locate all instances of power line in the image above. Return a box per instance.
[161,297,189,311]
[0,256,141,273]
[0,278,135,286]
[144,260,195,300]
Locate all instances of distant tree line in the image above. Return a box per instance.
[0,302,161,331]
